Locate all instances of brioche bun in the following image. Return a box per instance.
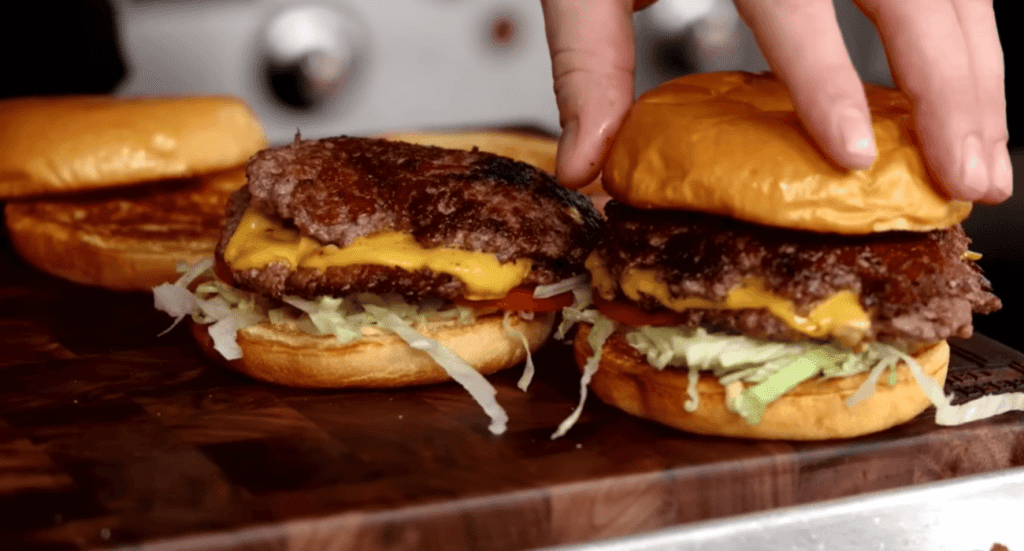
[602,71,971,234]
[2,95,268,290]
[5,167,246,291]
[574,324,949,440]
[193,312,555,388]
[0,95,266,199]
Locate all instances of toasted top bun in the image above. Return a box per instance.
[574,324,949,440]
[192,311,555,389]
[0,95,267,199]
[4,167,245,291]
[602,71,971,234]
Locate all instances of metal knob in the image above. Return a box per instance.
[261,4,365,110]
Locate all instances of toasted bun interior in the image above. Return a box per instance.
[192,312,556,389]
[602,71,971,234]
[0,95,267,199]
[4,167,246,291]
[574,324,949,440]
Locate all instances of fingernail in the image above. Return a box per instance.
[990,143,1013,201]
[835,106,877,168]
[959,134,989,200]
[556,118,580,180]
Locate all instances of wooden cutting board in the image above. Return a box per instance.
[1,246,1023,551]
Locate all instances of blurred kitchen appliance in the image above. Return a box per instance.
[634,0,893,95]
[112,0,893,145]
[111,0,561,144]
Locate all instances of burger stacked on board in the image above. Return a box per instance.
[560,71,1007,440]
[155,133,604,435]
[1,92,605,435]
[1,95,267,290]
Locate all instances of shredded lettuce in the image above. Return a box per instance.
[154,259,484,354]
[558,306,1024,435]
[154,259,260,359]
[549,308,920,437]
[625,324,909,421]
[888,345,1024,426]
[551,313,616,439]
[548,284,607,438]
[154,257,528,434]
[554,284,596,340]
[733,349,835,424]
[362,304,509,435]
[534,274,589,299]
[844,351,901,406]
[207,314,245,360]
[153,283,198,335]
[935,392,1024,424]
[152,257,216,335]
[502,312,536,391]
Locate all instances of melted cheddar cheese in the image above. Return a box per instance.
[587,252,871,346]
[223,207,532,300]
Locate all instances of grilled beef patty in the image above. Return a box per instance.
[595,201,1001,345]
[218,136,603,300]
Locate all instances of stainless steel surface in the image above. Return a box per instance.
[543,467,1024,551]
[112,0,559,143]
[260,4,365,109]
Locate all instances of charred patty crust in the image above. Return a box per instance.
[594,201,1001,345]
[219,136,603,300]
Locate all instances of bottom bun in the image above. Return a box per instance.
[574,325,949,440]
[193,312,556,388]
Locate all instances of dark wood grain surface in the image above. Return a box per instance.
[1,235,1023,551]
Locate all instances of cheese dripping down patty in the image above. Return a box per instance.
[223,207,533,300]
[586,251,872,348]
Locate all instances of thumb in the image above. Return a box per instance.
[541,0,637,189]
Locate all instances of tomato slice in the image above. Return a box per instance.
[213,255,235,285]
[592,294,687,326]
[459,286,574,313]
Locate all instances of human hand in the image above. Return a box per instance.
[540,0,1011,203]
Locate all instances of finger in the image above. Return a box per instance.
[734,0,877,170]
[857,0,1009,202]
[949,0,1009,202]
[541,0,636,189]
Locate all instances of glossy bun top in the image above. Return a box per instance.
[602,71,971,234]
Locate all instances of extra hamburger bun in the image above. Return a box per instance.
[574,324,950,440]
[5,167,246,291]
[0,95,266,199]
[602,71,972,234]
[193,312,556,389]
[2,95,268,290]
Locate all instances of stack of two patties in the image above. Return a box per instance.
[164,132,604,436]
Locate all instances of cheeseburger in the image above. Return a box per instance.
[560,71,1005,440]
[156,134,603,434]
[1,95,267,290]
